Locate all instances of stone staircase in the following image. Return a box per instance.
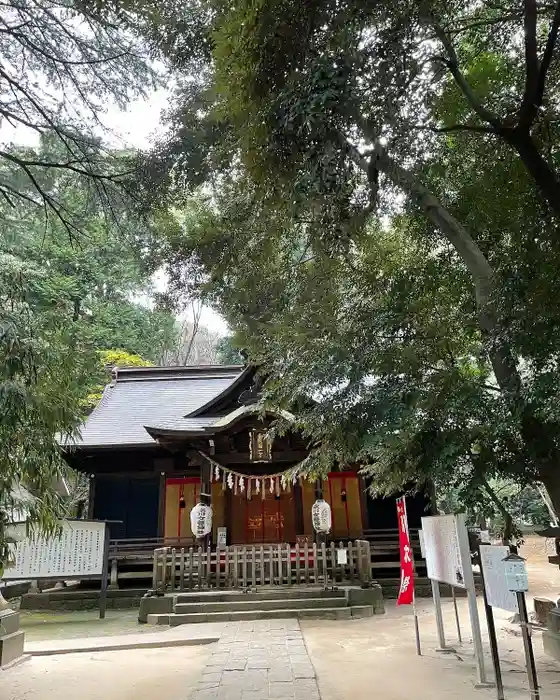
[146,588,380,625]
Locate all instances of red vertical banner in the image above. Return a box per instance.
[396,496,415,606]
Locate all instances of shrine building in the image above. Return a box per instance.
[64,365,429,552]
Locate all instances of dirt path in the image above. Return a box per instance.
[5,646,208,700]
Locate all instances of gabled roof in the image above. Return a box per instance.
[144,405,295,440]
[66,365,247,450]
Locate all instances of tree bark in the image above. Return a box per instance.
[540,468,560,522]
[505,130,560,218]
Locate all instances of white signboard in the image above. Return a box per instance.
[336,549,348,565]
[4,520,106,580]
[421,514,466,588]
[217,527,227,547]
[479,545,519,613]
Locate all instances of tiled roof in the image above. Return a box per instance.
[67,365,246,449]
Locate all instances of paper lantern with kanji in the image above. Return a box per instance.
[311,499,332,534]
[190,502,213,538]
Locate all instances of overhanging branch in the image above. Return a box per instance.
[430,22,503,129]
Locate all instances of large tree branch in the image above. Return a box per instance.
[414,123,494,134]
[519,0,540,127]
[341,125,526,414]
[430,22,503,129]
[535,0,560,112]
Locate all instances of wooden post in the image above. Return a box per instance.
[179,548,185,590]
[200,459,212,550]
[197,545,203,589]
[188,547,194,589]
[157,471,166,538]
[99,523,111,620]
[294,480,304,537]
[348,541,355,582]
[170,549,176,592]
[321,541,328,588]
[358,475,369,534]
[313,543,319,583]
[330,542,337,583]
[287,544,292,585]
[242,546,248,588]
[87,475,96,520]
[233,546,239,587]
[109,558,119,590]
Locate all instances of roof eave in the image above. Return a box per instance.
[186,365,254,418]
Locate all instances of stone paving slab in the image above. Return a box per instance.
[189,621,321,700]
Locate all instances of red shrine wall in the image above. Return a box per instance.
[163,473,362,545]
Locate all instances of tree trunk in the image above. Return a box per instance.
[370,143,560,517]
[507,130,560,219]
[532,457,560,519]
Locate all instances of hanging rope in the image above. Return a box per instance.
[196,449,312,494]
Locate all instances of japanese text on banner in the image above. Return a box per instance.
[396,496,415,605]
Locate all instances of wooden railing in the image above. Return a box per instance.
[152,540,372,593]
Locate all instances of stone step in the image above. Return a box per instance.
[173,588,346,604]
[174,597,347,614]
[148,605,373,625]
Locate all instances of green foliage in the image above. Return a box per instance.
[216,336,244,366]
[0,252,95,570]
[0,0,156,219]
[0,137,175,565]
[84,348,153,409]
[133,0,560,520]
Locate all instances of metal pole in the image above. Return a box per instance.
[431,579,448,650]
[517,591,540,700]
[451,587,463,645]
[402,497,421,656]
[477,546,504,700]
[413,600,422,656]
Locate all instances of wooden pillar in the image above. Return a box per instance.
[157,471,166,539]
[224,486,232,545]
[200,458,212,548]
[87,475,96,519]
[314,479,326,546]
[358,475,369,533]
[294,481,304,536]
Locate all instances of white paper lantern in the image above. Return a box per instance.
[190,502,213,538]
[311,499,332,534]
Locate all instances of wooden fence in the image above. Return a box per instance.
[152,540,372,593]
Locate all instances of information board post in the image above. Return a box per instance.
[517,591,540,700]
[431,579,448,651]
[477,544,504,700]
[456,514,488,686]
[451,587,462,645]
[99,524,111,620]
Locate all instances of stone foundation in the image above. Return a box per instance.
[138,594,174,623]
[344,585,385,614]
[0,610,25,668]
[543,607,560,662]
